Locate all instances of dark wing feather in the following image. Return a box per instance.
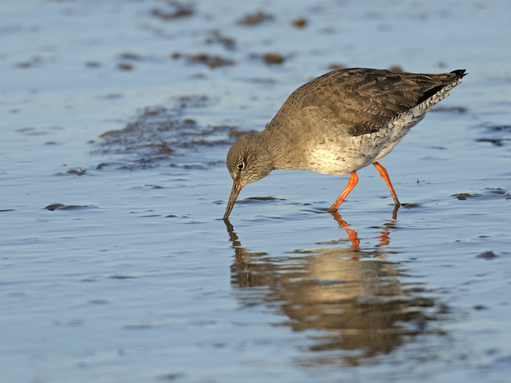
[267,68,466,137]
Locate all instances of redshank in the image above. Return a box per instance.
[223,68,466,219]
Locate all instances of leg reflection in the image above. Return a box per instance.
[331,212,360,250]
[331,212,396,259]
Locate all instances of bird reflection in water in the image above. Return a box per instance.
[225,215,446,366]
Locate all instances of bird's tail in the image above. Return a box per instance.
[450,69,467,79]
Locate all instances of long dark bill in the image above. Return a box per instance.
[223,180,243,220]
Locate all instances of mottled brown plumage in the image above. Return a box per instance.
[224,68,466,219]
[268,68,465,136]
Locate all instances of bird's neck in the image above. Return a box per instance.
[259,126,306,171]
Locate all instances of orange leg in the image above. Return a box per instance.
[327,171,358,213]
[373,162,401,207]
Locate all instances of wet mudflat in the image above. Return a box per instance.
[1,0,510,382]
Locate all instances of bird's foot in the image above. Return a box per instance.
[392,203,400,220]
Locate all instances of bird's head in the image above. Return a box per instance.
[223,134,273,219]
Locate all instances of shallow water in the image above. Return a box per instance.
[1,0,511,382]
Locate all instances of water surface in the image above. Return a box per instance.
[1,0,511,382]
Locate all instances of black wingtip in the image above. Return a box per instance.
[451,69,467,78]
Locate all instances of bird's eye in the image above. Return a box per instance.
[237,161,245,171]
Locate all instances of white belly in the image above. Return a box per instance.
[305,105,429,175]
